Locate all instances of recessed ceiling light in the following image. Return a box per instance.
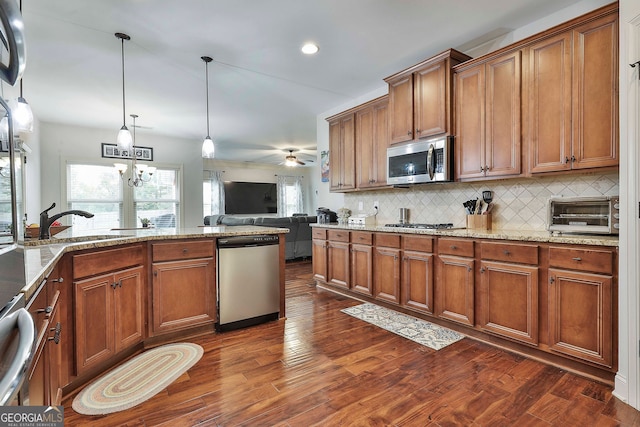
[301,43,319,55]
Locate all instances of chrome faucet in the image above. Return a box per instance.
[39,202,94,240]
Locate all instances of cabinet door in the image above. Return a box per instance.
[341,115,356,190]
[401,250,434,314]
[312,239,327,281]
[113,266,144,351]
[388,74,414,144]
[436,255,474,326]
[152,258,216,334]
[548,268,612,367]
[356,105,375,189]
[527,32,572,173]
[414,60,447,138]
[75,273,115,373]
[372,101,389,187]
[479,261,538,345]
[351,243,373,296]
[27,328,47,406]
[571,13,618,170]
[329,120,343,191]
[455,65,485,180]
[485,51,521,177]
[327,241,350,289]
[373,247,401,304]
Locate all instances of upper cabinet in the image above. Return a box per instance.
[526,11,618,173]
[328,112,356,192]
[355,96,389,189]
[384,49,472,145]
[455,50,522,180]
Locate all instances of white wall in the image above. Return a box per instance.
[39,121,204,227]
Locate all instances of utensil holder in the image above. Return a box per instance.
[466,214,491,230]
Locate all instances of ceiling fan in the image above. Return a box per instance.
[285,150,305,166]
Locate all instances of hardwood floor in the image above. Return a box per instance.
[64,260,640,426]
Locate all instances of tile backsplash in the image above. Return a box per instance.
[344,172,619,230]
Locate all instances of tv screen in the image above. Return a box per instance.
[224,181,277,214]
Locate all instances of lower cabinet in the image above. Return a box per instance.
[401,250,434,314]
[326,230,350,289]
[74,266,144,373]
[373,234,401,304]
[151,239,216,335]
[436,238,475,326]
[351,243,373,296]
[312,229,328,282]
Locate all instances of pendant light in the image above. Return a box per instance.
[115,32,133,153]
[201,56,214,159]
[14,0,33,133]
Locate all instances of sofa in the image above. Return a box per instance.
[204,214,317,260]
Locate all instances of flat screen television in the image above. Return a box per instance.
[224,181,277,214]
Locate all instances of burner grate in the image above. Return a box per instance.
[384,223,454,229]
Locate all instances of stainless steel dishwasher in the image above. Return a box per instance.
[216,234,280,331]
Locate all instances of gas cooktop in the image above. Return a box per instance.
[384,223,455,229]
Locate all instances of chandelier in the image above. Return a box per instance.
[115,32,133,152]
[201,56,214,158]
[114,114,155,187]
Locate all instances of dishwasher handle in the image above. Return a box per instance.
[0,308,36,405]
[217,235,280,249]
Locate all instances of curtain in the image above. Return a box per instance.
[277,175,303,217]
[206,170,225,215]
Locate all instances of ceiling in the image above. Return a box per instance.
[16,0,584,166]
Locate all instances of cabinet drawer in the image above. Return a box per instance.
[403,235,433,253]
[375,233,401,248]
[438,238,474,257]
[351,231,373,245]
[548,246,613,275]
[73,244,144,279]
[327,230,349,242]
[481,242,538,265]
[312,228,327,240]
[152,240,214,262]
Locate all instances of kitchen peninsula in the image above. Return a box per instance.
[19,225,288,406]
[311,223,618,385]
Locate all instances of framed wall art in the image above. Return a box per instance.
[101,143,153,161]
[320,150,329,182]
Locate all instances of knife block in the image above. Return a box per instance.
[466,214,492,230]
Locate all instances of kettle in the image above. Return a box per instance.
[316,207,337,224]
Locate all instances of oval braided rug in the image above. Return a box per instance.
[72,343,203,415]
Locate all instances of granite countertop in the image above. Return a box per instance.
[20,225,289,301]
[311,223,619,247]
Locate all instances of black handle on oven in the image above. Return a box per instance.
[0,308,36,405]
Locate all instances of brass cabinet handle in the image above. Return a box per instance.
[549,276,555,284]
[450,245,457,250]
[48,322,61,344]
[50,277,64,283]
[407,130,412,136]
[480,267,486,273]
[416,129,421,134]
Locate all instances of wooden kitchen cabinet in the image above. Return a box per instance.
[401,235,435,315]
[351,231,373,296]
[326,230,350,289]
[355,96,389,189]
[74,266,144,373]
[328,112,355,192]
[527,11,618,174]
[373,233,401,304]
[547,246,614,367]
[73,244,145,374]
[436,238,475,326]
[479,242,539,346]
[151,240,216,335]
[312,228,328,282]
[385,49,471,145]
[455,50,521,180]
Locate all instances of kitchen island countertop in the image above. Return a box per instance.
[311,223,619,247]
[20,225,289,301]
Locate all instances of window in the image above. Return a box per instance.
[66,162,181,229]
[67,164,122,230]
[134,168,179,228]
[203,170,224,218]
[276,175,303,217]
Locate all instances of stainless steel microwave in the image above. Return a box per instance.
[548,196,620,235]
[387,136,453,185]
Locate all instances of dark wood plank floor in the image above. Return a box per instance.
[64,260,640,426]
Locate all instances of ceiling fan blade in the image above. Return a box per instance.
[296,159,305,165]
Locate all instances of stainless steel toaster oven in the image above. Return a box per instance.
[548,196,619,235]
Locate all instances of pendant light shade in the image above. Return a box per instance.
[14,0,33,133]
[115,32,133,153]
[201,56,214,159]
